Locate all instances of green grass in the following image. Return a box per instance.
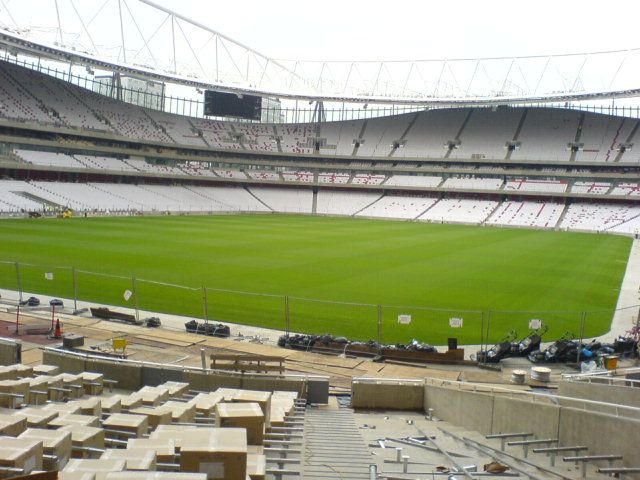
[0,214,632,344]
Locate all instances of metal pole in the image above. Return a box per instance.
[480,310,485,357]
[72,267,78,312]
[377,305,382,355]
[284,295,290,335]
[484,310,492,365]
[200,348,207,371]
[577,312,586,364]
[132,277,139,322]
[14,303,20,335]
[15,262,23,304]
[202,286,208,322]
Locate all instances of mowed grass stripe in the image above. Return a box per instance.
[0,214,631,344]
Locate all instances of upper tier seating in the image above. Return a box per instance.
[504,179,568,193]
[15,150,85,169]
[441,177,503,190]
[510,108,580,162]
[282,171,314,183]
[450,107,523,160]
[1,61,639,163]
[246,170,280,181]
[351,174,386,185]
[610,183,640,196]
[570,181,611,195]
[318,172,350,184]
[384,175,443,188]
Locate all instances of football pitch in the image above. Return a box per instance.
[0,214,632,345]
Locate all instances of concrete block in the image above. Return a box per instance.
[352,380,424,410]
[424,384,494,434]
[491,396,560,438]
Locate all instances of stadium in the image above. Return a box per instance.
[0,1,639,479]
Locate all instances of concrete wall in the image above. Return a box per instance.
[424,384,494,434]
[41,349,322,401]
[558,380,640,409]
[0,338,21,365]
[559,407,640,470]
[352,380,424,410]
[491,396,560,439]
[419,382,640,476]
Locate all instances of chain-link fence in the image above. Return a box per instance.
[0,260,630,347]
[0,261,19,294]
[205,288,286,332]
[288,297,378,341]
[137,279,202,319]
[75,270,135,311]
[486,309,585,346]
[380,305,484,346]
[583,305,640,339]
[19,263,74,301]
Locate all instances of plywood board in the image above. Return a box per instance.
[20,348,43,365]
[89,322,139,335]
[286,351,365,369]
[56,316,101,328]
[134,328,207,345]
[71,327,122,341]
[376,364,461,381]
[133,334,196,348]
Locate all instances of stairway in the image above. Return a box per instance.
[302,407,372,479]
[554,203,569,229]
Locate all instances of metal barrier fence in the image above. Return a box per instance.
[0,260,634,347]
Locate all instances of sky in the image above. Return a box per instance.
[2,0,640,105]
[163,0,640,61]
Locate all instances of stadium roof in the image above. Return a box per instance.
[1,0,640,105]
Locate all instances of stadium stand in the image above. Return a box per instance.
[246,170,280,181]
[2,61,640,166]
[570,181,611,195]
[509,108,580,162]
[356,195,438,219]
[355,115,412,157]
[486,201,565,228]
[450,106,523,160]
[560,203,640,232]
[317,172,350,184]
[316,190,383,216]
[282,171,314,183]
[401,109,471,158]
[350,173,386,185]
[1,60,640,237]
[441,177,504,190]
[611,183,640,196]
[504,179,569,193]
[249,187,313,213]
[384,174,443,188]
[419,198,499,224]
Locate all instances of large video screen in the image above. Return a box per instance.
[203,90,262,120]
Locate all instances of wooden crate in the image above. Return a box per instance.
[59,425,105,459]
[180,428,247,480]
[215,403,265,445]
[0,437,43,475]
[100,449,156,471]
[19,427,73,469]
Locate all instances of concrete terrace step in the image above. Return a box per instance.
[302,408,373,479]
